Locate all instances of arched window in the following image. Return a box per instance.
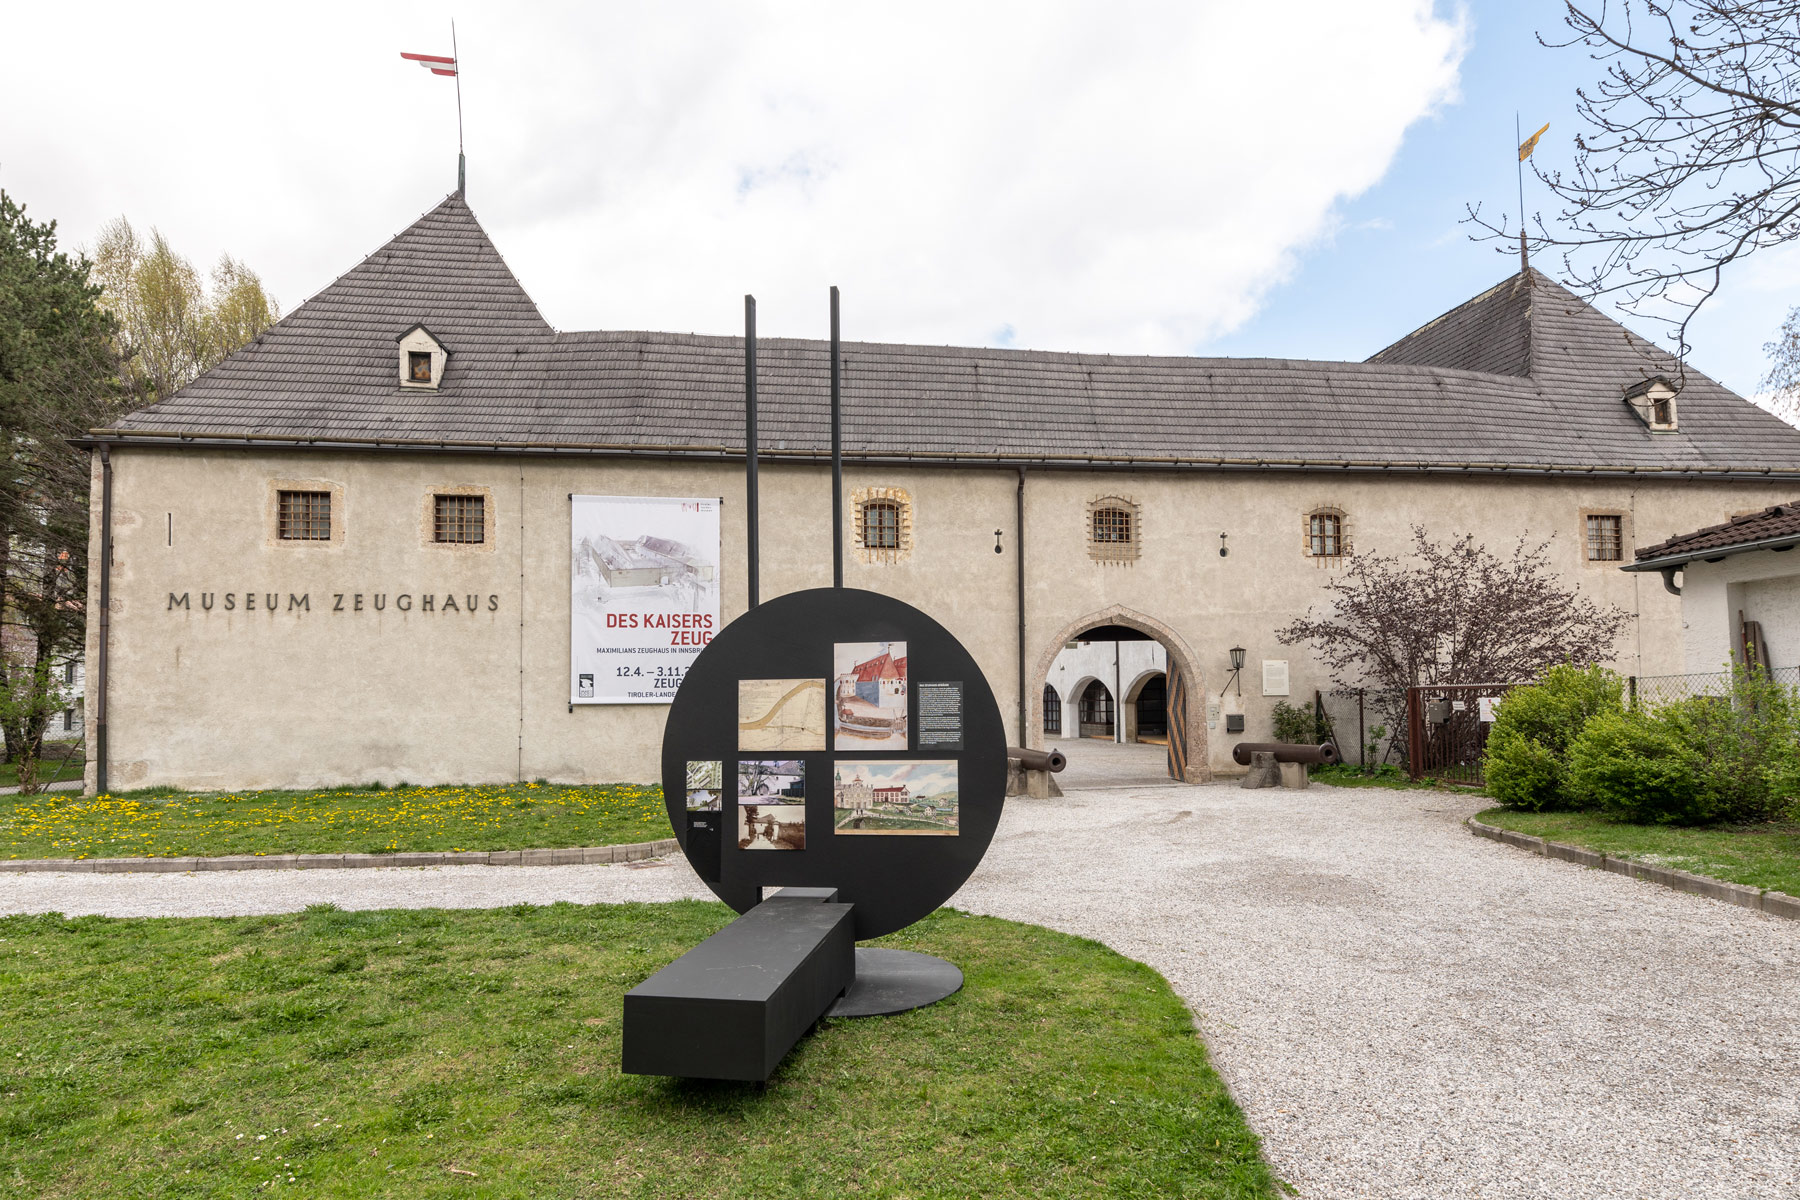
[1087,496,1141,563]
[1305,508,1350,561]
[1042,685,1062,735]
[1078,680,1114,737]
[861,500,900,549]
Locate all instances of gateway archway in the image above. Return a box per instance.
[1030,606,1210,783]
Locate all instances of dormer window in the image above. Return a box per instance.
[397,323,448,390]
[1623,376,1678,431]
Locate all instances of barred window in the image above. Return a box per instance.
[1586,514,1623,562]
[277,490,332,541]
[1043,686,1062,735]
[1307,511,1344,558]
[862,501,900,550]
[1310,510,1339,557]
[1092,507,1132,544]
[434,494,485,544]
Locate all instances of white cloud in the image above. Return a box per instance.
[2,1,1465,354]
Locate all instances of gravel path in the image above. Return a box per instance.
[5,781,1798,1199]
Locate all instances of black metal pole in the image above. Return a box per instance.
[830,286,843,588]
[1016,467,1026,744]
[745,295,759,609]
[96,444,112,795]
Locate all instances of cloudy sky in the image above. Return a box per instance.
[2,1,1790,395]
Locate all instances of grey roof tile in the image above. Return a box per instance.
[109,194,1800,474]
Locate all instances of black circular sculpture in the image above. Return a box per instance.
[659,587,1007,942]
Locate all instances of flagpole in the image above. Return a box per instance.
[452,21,465,196]
[1515,113,1527,275]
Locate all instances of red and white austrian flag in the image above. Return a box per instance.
[400,51,457,77]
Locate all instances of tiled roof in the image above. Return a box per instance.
[105,193,1800,475]
[1630,501,1800,566]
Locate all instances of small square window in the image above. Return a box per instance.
[278,490,332,541]
[1092,507,1132,544]
[408,350,433,383]
[434,494,485,544]
[862,501,900,549]
[1586,514,1624,561]
[1308,512,1343,557]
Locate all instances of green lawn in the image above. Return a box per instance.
[0,904,1282,1199]
[1476,807,1800,896]
[0,746,84,790]
[1,782,669,861]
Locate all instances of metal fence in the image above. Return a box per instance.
[1405,684,1516,786]
[1322,687,1407,767]
[1631,667,1800,710]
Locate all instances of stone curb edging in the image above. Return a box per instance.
[0,838,681,875]
[1467,819,1800,921]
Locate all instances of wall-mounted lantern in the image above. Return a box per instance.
[1223,646,1246,696]
[1219,532,1229,558]
[993,528,1003,555]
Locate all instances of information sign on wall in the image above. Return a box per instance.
[570,495,720,704]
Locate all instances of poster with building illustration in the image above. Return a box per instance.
[832,641,908,750]
[833,760,958,835]
[570,495,720,704]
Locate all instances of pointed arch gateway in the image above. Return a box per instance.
[1030,605,1210,783]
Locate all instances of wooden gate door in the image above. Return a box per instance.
[1166,663,1188,780]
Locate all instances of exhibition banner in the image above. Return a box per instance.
[570,494,720,704]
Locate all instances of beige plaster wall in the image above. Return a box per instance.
[85,446,1800,791]
[1674,548,1800,674]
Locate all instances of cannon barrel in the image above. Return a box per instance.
[1007,746,1067,773]
[1231,741,1340,767]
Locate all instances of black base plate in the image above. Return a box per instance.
[827,948,963,1018]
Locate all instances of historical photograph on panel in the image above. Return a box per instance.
[832,641,908,750]
[738,803,806,851]
[685,760,723,811]
[737,758,805,804]
[833,760,958,835]
[737,678,828,752]
[569,495,720,706]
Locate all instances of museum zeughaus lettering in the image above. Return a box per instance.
[81,193,1800,793]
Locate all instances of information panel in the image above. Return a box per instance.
[570,495,720,705]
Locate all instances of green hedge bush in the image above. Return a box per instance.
[1485,664,1624,811]
[1567,710,1706,824]
[1659,671,1800,824]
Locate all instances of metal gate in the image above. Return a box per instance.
[1405,683,1515,786]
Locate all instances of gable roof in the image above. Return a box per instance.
[102,194,1800,478]
[1626,501,1800,570]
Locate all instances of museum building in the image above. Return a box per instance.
[82,192,1800,792]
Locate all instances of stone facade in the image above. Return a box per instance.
[86,445,1800,791]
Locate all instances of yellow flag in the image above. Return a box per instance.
[1518,122,1550,162]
